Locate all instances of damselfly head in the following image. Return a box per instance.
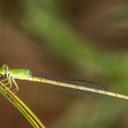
[0,64,9,76]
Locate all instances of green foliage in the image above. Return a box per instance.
[20,0,128,81]
[19,1,128,128]
[1,0,128,128]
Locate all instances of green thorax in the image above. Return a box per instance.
[9,69,32,80]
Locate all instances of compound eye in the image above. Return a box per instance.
[1,64,9,76]
[2,64,9,70]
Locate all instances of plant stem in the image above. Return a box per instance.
[0,84,46,128]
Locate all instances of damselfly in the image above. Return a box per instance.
[0,64,128,100]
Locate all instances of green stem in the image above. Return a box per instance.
[0,85,46,128]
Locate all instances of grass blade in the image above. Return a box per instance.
[0,82,46,128]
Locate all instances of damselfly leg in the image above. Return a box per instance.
[0,65,19,93]
[0,76,19,93]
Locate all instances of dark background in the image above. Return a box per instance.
[0,0,128,128]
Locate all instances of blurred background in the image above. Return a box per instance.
[1,0,128,128]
